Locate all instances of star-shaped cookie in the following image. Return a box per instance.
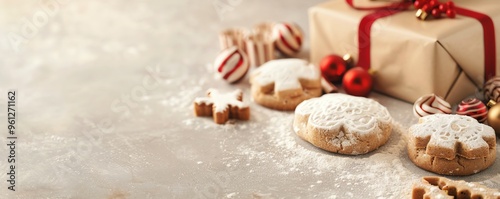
[193,89,250,124]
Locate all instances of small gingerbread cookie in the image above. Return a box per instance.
[293,94,393,155]
[412,176,500,199]
[250,59,322,110]
[193,89,250,124]
[408,114,496,176]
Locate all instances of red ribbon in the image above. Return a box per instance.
[346,0,496,81]
[455,7,497,80]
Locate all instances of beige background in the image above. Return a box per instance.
[0,0,498,198]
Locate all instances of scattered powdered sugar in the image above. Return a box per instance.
[222,103,423,198]
[226,192,238,198]
[161,68,499,198]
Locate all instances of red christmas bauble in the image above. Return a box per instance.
[438,3,448,12]
[428,0,438,8]
[446,1,455,9]
[342,67,373,97]
[421,4,431,12]
[446,9,456,18]
[456,98,488,123]
[414,1,422,9]
[431,8,441,18]
[319,55,348,83]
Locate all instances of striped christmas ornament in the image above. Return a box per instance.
[273,22,303,57]
[456,98,488,123]
[413,94,452,117]
[484,76,500,103]
[218,28,248,53]
[245,31,275,67]
[214,46,249,83]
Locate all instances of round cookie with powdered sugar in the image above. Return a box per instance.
[250,59,322,111]
[408,114,496,176]
[293,94,393,155]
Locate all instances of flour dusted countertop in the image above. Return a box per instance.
[0,0,499,198]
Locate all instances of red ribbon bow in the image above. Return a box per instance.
[345,0,496,81]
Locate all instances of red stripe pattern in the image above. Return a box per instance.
[245,33,275,67]
[413,94,452,117]
[456,98,488,123]
[214,46,249,83]
[273,22,303,57]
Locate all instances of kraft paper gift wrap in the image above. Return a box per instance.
[309,0,500,104]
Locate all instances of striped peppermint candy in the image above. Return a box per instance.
[456,98,488,123]
[273,22,303,57]
[484,76,500,103]
[214,46,250,83]
[413,94,452,117]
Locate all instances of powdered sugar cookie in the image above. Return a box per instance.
[293,94,393,155]
[250,59,322,110]
[193,89,250,124]
[412,176,500,199]
[408,114,496,175]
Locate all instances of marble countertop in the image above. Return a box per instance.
[0,0,499,198]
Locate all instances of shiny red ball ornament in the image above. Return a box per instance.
[342,67,373,97]
[446,1,455,9]
[456,98,488,123]
[438,3,448,12]
[320,54,348,83]
[431,8,441,18]
[446,9,456,18]
[428,0,438,8]
[415,0,456,20]
[414,1,422,9]
[421,4,431,12]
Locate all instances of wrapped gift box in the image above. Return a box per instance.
[309,0,500,104]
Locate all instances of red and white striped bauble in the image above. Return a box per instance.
[484,76,500,103]
[214,46,250,83]
[413,94,452,117]
[273,22,303,57]
[456,98,488,123]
